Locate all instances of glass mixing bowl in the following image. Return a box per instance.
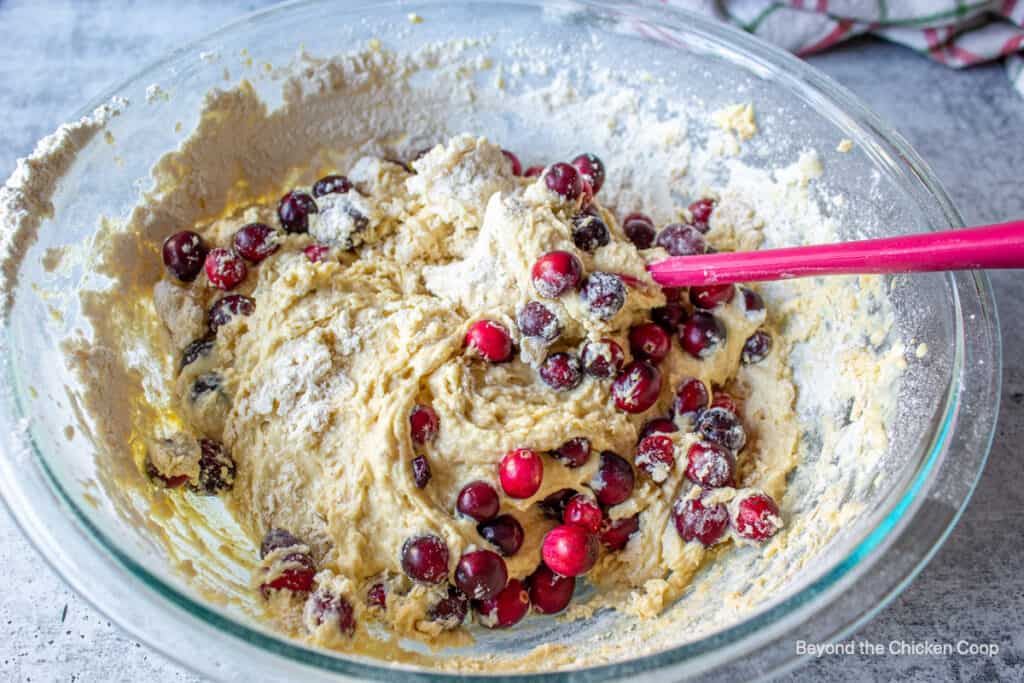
[0,0,1000,680]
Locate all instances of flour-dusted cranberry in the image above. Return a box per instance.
[592,451,634,506]
[563,495,603,533]
[742,330,773,364]
[673,497,729,546]
[146,460,189,488]
[680,312,726,359]
[611,361,662,414]
[572,211,610,252]
[623,212,656,249]
[263,553,316,594]
[367,583,387,608]
[544,162,582,200]
[208,294,255,334]
[580,272,626,320]
[500,447,543,499]
[410,404,440,445]
[629,323,671,364]
[192,439,235,494]
[572,153,606,193]
[502,150,522,176]
[428,586,469,628]
[656,223,708,257]
[672,377,709,419]
[457,481,500,522]
[685,442,736,488]
[401,535,449,584]
[532,251,583,299]
[538,488,577,519]
[696,407,747,451]
[477,578,530,628]
[710,392,740,414]
[162,231,207,282]
[651,302,687,332]
[640,417,678,440]
[189,372,222,403]
[304,244,331,263]
[635,435,676,482]
[204,248,247,290]
[465,320,513,362]
[581,338,624,379]
[517,301,561,342]
[277,190,318,233]
[553,436,591,468]
[412,455,432,488]
[733,493,782,541]
[455,549,507,601]
[304,590,355,636]
[312,174,353,198]
[524,165,545,178]
[233,223,279,262]
[688,198,716,233]
[529,564,575,614]
[690,284,735,310]
[260,528,303,558]
[740,287,765,315]
[539,352,583,391]
[180,337,214,371]
[478,514,524,556]
[542,524,598,577]
[600,514,640,550]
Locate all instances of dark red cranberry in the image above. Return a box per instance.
[145,460,190,488]
[204,248,247,290]
[611,361,662,414]
[304,244,330,263]
[538,488,577,519]
[571,153,605,194]
[572,212,610,252]
[685,442,736,488]
[192,439,235,494]
[312,174,353,198]
[277,190,318,233]
[189,372,222,402]
[428,586,469,628]
[500,448,543,499]
[688,198,716,233]
[592,451,634,506]
[260,528,303,558]
[672,377,709,419]
[208,294,255,334]
[673,497,729,546]
[742,330,773,364]
[580,272,626,320]
[581,339,625,379]
[600,514,639,550]
[544,162,582,200]
[502,150,522,176]
[532,251,583,298]
[710,392,740,414]
[401,535,449,584]
[623,213,656,249]
[629,323,671,364]
[455,549,507,600]
[635,435,676,482]
[367,583,386,608]
[529,564,575,614]
[517,301,561,342]
[410,404,440,445]
[563,495,603,533]
[478,514,524,556]
[741,287,765,314]
[477,578,530,628]
[180,337,214,371]
[542,524,598,577]
[524,165,545,177]
[412,455,431,488]
[304,590,355,636]
[457,481,500,522]
[656,224,708,256]
[553,437,591,468]
[539,352,583,391]
[733,493,782,541]
[162,231,207,282]
[695,407,747,451]
[465,320,513,362]
[640,417,678,440]
[651,302,687,332]
[690,284,735,309]
[263,553,316,593]
[680,312,726,359]
[233,223,279,262]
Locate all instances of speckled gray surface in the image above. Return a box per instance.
[0,1,1021,681]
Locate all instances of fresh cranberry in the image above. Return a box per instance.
[233,223,279,262]
[502,150,522,176]
[635,435,676,482]
[454,549,507,600]
[672,377,709,419]
[695,407,747,451]
[733,493,782,541]
[180,337,214,370]
[592,451,634,506]
[542,524,598,577]
[673,497,729,546]
[500,448,543,499]
[412,455,431,488]
[304,244,330,262]
[572,211,610,252]
[465,320,513,362]
[553,437,591,468]
[524,165,545,178]
[204,248,247,290]
[260,528,303,558]
[690,284,735,309]
[571,153,605,194]
[563,495,602,533]
[629,323,671,364]
[208,294,255,333]
[428,586,469,628]
[312,174,353,198]
[680,312,726,358]
[710,392,740,414]
[192,439,235,494]
[277,190,318,233]
[457,481,500,522]
[478,514,524,556]
[688,198,716,233]
[741,287,765,314]
[162,231,207,282]
[600,514,640,550]
[477,578,530,628]
[742,330,773,364]
[517,301,561,342]
[367,583,386,608]
[685,442,736,488]
[539,352,583,391]
[538,488,577,519]
[639,417,678,440]
[529,564,575,614]
[656,224,708,256]
[580,272,626,320]
[401,535,449,584]
[544,162,582,200]
[651,302,687,332]
[581,339,624,379]
[611,361,662,413]
[532,251,583,299]
[304,590,355,636]
[263,553,316,593]
[623,213,656,249]
[410,404,440,445]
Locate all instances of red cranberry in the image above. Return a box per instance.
[580,272,626,320]
[656,224,708,256]
[544,162,582,200]
[635,435,676,482]
[455,549,507,600]
[629,323,671,364]
[685,442,736,488]
[465,320,513,362]
[162,231,207,282]
[538,488,577,519]
[312,174,353,198]
[412,455,431,488]
[673,497,729,546]
[710,392,740,414]
[428,586,469,628]
[528,564,575,614]
[651,302,687,332]
[277,190,318,233]
[260,528,303,558]
[517,301,561,342]
[672,377,709,419]
[696,407,747,451]
[304,590,355,636]
[500,448,543,499]
[145,461,189,488]
[741,287,765,314]
[592,451,634,506]
[563,495,602,533]
[180,337,213,371]
[204,248,247,290]
[457,481,500,522]
[502,150,522,176]
[192,439,235,494]
[611,361,662,413]
[600,514,640,550]
[688,198,716,233]
[680,312,726,359]
[572,211,610,252]
[410,404,440,445]
[539,352,583,391]
[553,436,591,468]
[640,417,678,440]
[581,339,624,379]
[478,514,524,556]
[690,284,735,309]
[571,153,605,194]
[263,553,316,593]
[233,223,279,262]
[208,294,255,334]
[367,582,386,608]
[401,535,449,584]
[742,330,773,364]
[532,251,583,298]
[733,493,782,541]
[304,244,330,262]
[524,165,545,178]
[542,524,598,577]
[623,213,656,249]
[477,578,529,628]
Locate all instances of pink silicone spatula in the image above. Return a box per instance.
[648,220,1024,287]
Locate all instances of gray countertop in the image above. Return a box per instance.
[1,1,1021,681]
